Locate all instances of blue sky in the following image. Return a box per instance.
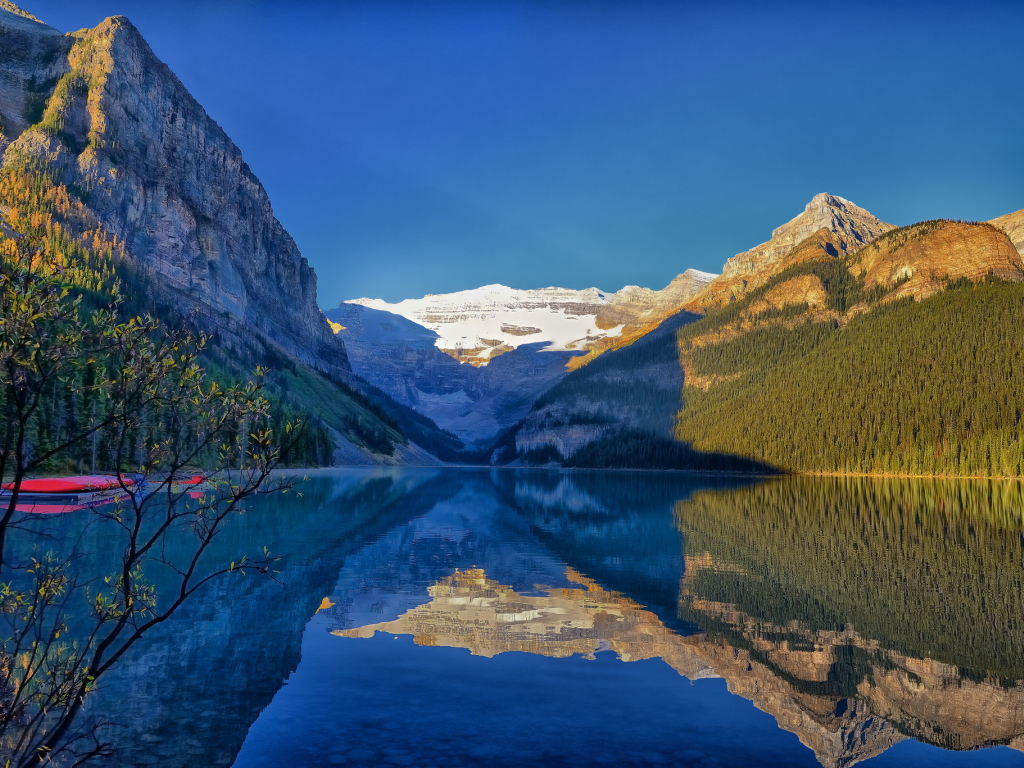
[25,0,1024,305]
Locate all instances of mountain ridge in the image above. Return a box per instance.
[488,194,1024,472]
[345,268,717,369]
[0,6,347,373]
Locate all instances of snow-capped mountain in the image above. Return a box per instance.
[348,285,622,366]
[347,270,718,367]
[327,270,716,442]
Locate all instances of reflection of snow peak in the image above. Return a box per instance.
[348,284,625,364]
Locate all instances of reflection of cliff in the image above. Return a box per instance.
[336,557,1024,768]
[335,567,713,674]
[332,566,908,767]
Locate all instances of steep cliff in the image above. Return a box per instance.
[0,5,347,372]
[988,206,1024,257]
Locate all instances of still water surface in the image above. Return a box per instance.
[80,469,1024,767]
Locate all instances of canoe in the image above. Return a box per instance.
[1,475,135,494]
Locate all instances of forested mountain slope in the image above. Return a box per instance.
[495,214,1024,477]
[676,220,1024,476]
[0,3,458,466]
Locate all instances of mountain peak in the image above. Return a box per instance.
[0,6,349,373]
[724,193,894,279]
[0,1,46,26]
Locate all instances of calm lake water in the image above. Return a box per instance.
[65,469,1024,767]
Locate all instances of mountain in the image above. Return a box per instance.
[348,271,717,367]
[674,217,1024,476]
[0,3,466,466]
[688,193,894,312]
[491,195,1024,475]
[336,271,716,443]
[0,6,345,371]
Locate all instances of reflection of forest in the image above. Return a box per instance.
[672,477,1024,765]
[675,477,1024,680]
[491,473,1024,767]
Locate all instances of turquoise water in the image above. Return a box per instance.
[79,469,1024,767]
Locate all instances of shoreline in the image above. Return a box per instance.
[275,465,1024,481]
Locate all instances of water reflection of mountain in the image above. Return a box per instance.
[52,469,1024,767]
[671,477,1024,764]
[502,473,1024,766]
[325,471,1024,768]
[85,469,455,768]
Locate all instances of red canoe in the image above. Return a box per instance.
[1,475,136,494]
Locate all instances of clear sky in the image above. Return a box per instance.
[23,0,1024,305]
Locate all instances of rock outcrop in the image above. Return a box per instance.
[989,207,1024,256]
[852,220,1024,302]
[686,194,894,312]
[0,5,348,372]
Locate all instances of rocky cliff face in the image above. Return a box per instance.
[0,5,347,372]
[687,194,894,311]
[853,219,1024,301]
[989,207,1024,256]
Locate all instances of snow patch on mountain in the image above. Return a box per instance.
[348,284,625,363]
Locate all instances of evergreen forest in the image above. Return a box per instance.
[677,277,1024,476]
[0,162,464,472]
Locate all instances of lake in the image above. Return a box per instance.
[68,469,1024,767]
